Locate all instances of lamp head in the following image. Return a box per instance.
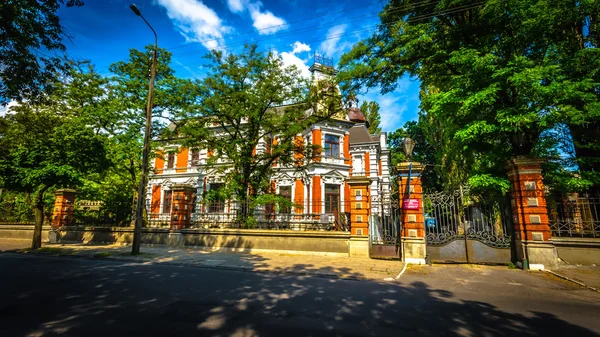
[402,137,416,159]
[129,4,141,16]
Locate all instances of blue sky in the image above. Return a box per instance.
[57,0,420,132]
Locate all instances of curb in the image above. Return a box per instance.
[544,269,600,293]
[1,250,374,283]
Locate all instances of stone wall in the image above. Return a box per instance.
[0,225,50,241]
[0,225,351,256]
[553,237,600,265]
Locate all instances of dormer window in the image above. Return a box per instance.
[324,134,340,156]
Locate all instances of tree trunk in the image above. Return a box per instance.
[31,204,44,250]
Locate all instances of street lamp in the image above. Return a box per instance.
[130,3,158,255]
[402,137,415,160]
[402,137,415,199]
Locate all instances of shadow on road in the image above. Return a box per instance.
[0,253,597,337]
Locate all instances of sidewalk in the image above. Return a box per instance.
[548,265,600,291]
[0,239,405,281]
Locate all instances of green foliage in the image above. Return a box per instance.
[0,0,83,104]
[340,0,600,194]
[467,175,511,197]
[359,101,382,134]
[0,191,34,222]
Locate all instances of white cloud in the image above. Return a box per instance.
[273,41,312,79]
[279,52,311,79]
[226,1,287,35]
[248,2,287,34]
[291,41,310,54]
[318,24,348,57]
[227,0,246,13]
[156,0,232,50]
[0,100,18,116]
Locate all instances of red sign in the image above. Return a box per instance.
[403,199,420,210]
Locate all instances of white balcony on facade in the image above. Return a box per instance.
[320,155,346,166]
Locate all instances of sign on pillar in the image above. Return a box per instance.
[506,157,558,270]
[397,162,426,264]
[52,189,77,228]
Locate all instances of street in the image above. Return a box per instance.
[0,253,598,337]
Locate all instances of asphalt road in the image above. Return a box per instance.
[0,253,598,337]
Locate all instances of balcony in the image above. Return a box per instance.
[320,155,347,166]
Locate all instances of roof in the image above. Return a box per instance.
[348,124,373,144]
[347,107,366,123]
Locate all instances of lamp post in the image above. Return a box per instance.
[402,137,415,199]
[130,3,158,255]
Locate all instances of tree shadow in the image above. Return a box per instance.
[0,253,598,337]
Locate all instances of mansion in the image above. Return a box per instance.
[146,60,393,235]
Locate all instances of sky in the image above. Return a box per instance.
[55,0,421,132]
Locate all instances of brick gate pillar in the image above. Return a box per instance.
[506,157,558,270]
[346,176,371,257]
[398,162,426,264]
[51,189,77,228]
[169,184,195,231]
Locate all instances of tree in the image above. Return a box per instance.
[0,0,83,105]
[108,45,198,213]
[359,101,382,134]
[339,0,600,193]
[177,45,341,214]
[0,100,109,249]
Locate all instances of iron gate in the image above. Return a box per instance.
[369,196,402,259]
[423,188,513,263]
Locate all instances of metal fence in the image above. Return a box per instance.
[149,200,364,231]
[423,189,513,249]
[548,192,600,238]
[72,200,133,227]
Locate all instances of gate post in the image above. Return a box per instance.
[398,162,427,264]
[51,189,77,228]
[347,176,370,258]
[506,157,558,270]
[169,184,195,231]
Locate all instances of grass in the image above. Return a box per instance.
[507,262,518,269]
[21,247,74,255]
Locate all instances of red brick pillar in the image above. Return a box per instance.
[51,189,76,228]
[398,162,426,264]
[169,184,196,231]
[506,157,557,270]
[347,177,370,257]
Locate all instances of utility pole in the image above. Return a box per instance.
[130,4,157,255]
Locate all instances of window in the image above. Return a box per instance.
[324,184,340,213]
[208,183,224,213]
[279,186,292,213]
[163,190,172,214]
[191,149,200,167]
[324,134,339,156]
[265,137,272,155]
[167,152,175,169]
